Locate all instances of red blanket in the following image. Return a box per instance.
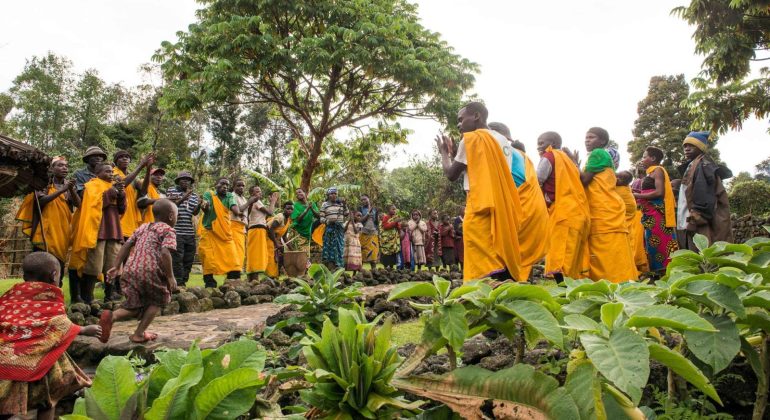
[0,282,80,382]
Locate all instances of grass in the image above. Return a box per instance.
[390,319,424,348]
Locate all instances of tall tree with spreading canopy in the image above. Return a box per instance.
[674,0,770,134]
[628,75,695,173]
[155,0,477,190]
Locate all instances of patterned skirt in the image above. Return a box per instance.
[360,233,380,263]
[639,193,679,272]
[322,222,345,268]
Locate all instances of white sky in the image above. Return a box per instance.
[2,0,769,175]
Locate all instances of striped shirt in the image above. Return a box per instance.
[166,186,200,237]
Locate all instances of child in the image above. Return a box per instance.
[408,210,428,270]
[101,199,178,344]
[439,214,456,270]
[0,252,101,419]
[71,162,126,303]
[343,211,363,273]
[399,220,413,271]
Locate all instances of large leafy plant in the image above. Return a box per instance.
[300,306,423,419]
[64,339,267,420]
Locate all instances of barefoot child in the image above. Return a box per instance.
[343,211,363,273]
[101,199,178,344]
[0,252,101,419]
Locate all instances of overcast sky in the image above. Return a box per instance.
[2,0,768,175]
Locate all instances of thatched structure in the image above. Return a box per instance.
[0,134,51,197]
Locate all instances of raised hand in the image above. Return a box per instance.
[65,179,76,191]
[269,191,280,205]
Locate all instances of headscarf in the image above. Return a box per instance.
[50,156,67,168]
[326,187,338,195]
[683,131,711,152]
[606,147,620,170]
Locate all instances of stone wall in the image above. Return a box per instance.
[731,214,770,243]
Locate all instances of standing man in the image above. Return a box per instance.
[291,188,320,253]
[436,102,523,282]
[198,178,241,288]
[113,151,154,238]
[246,186,278,280]
[166,171,200,287]
[579,127,637,282]
[138,167,166,224]
[358,195,379,271]
[230,179,250,276]
[677,131,733,250]
[489,122,549,281]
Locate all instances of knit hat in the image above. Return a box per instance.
[174,171,195,184]
[82,146,107,163]
[327,187,338,194]
[683,131,711,152]
[587,127,610,147]
[112,150,130,163]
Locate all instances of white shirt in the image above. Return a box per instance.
[454,129,513,191]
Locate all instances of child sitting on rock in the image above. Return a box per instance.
[0,252,102,419]
[101,199,178,344]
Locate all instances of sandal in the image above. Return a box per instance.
[98,310,113,343]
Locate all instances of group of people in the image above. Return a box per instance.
[432,102,732,284]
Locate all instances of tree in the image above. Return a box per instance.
[8,52,73,151]
[381,156,465,215]
[628,75,695,173]
[207,103,245,178]
[155,0,477,190]
[0,93,13,133]
[66,69,117,151]
[674,0,770,133]
[756,156,770,182]
[729,180,770,216]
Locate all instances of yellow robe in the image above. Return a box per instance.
[463,129,522,281]
[616,185,649,274]
[646,165,676,227]
[113,167,142,238]
[544,147,590,279]
[141,183,160,224]
[516,151,549,281]
[15,186,72,263]
[70,178,113,279]
[246,227,270,274]
[231,219,246,272]
[197,193,239,275]
[266,217,291,278]
[585,169,637,283]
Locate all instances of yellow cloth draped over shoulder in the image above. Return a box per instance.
[198,192,239,275]
[70,178,112,277]
[516,150,549,281]
[544,146,590,279]
[141,183,160,224]
[616,185,649,275]
[266,217,291,278]
[646,165,676,227]
[247,227,269,274]
[113,167,142,237]
[15,186,72,263]
[585,168,637,283]
[463,129,522,281]
[231,220,246,271]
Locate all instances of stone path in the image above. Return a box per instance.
[69,284,398,366]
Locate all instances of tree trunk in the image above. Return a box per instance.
[752,334,770,420]
[300,133,325,192]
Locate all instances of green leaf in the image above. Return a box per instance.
[647,343,722,404]
[626,304,717,332]
[601,302,624,330]
[393,365,581,419]
[740,337,764,381]
[437,302,468,351]
[580,328,649,404]
[85,356,141,420]
[563,314,601,332]
[448,284,481,299]
[684,314,741,374]
[497,300,564,348]
[564,362,602,420]
[743,290,770,309]
[433,276,451,300]
[145,363,204,419]
[388,282,439,301]
[496,283,557,305]
[614,289,655,315]
[567,280,613,299]
[680,281,746,317]
[693,234,709,252]
[192,368,264,420]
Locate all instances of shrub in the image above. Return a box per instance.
[729,180,770,216]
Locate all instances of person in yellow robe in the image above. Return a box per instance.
[229,179,252,276]
[266,202,294,279]
[579,127,637,283]
[113,151,154,238]
[138,167,165,224]
[616,171,649,276]
[15,157,81,287]
[489,122,549,281]
[246,186,278,280]
[436,102,523,281]
[198,178,241,288]
[535,132,591,281]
